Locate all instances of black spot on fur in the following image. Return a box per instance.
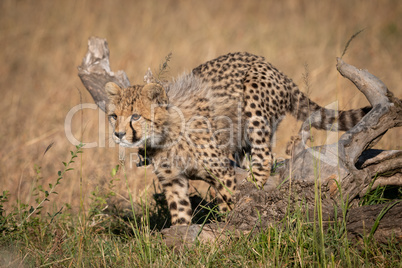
[177,218,187,225]
[186,209,193,216]
[169,202,177,210]
[179,199,190,207]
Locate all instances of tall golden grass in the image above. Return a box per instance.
[0,0,400,213]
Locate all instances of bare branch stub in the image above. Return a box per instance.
[332,59,402,202]
[336,58,401,168]
[336,58,389,106]
[78,36,130,112]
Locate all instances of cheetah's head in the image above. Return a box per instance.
[105,82,169,148]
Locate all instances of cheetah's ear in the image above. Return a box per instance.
[105,82,122,101]
[142,83,168,105]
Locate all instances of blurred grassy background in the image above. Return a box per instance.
[0,0,401,213]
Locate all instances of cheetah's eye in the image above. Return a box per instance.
[109,114,117,120]
[131,113,141,121]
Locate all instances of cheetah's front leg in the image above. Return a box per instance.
[156,170,192,225]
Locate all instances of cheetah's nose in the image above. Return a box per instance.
[114,132,126,139]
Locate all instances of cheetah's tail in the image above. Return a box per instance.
[289,88,371,131]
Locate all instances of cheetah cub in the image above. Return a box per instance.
[105,52,369,225]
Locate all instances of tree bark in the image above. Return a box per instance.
[78,36,130,112]
[346,201,402,244]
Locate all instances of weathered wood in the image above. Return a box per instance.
[161,223,243,249]
[336,58,402,170]
[78,36,130,112]
[162,186,402,245]
[346,202,402,244]
[334,59,402,203]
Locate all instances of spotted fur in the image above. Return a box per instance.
[105,52,370,225]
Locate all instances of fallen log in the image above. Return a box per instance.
[78,36,401,246]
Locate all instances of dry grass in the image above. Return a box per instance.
[0,0,401,213]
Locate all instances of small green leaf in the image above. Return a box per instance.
[111,165,120,176]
